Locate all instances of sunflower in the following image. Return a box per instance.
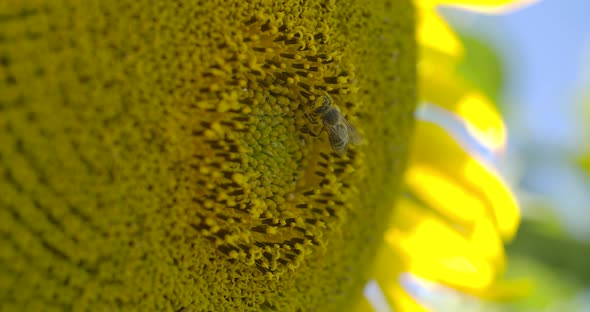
[0,0,533,311]
[0,1,414,310]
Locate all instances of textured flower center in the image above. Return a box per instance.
[188,13,362,275]
[0,0,415,310]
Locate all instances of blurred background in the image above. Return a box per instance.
[423,0,590,310]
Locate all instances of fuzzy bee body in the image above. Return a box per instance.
[314,93,362,155]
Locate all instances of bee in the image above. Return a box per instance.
[312,92,362,155]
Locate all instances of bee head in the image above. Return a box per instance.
[321,107,341,125]
[312,91,333,114]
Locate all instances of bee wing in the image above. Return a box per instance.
[326,124,347,155]
[342,117,362,145]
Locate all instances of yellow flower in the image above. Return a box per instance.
[0,0,538,311]
[363,0,538,311]
[0,0,415,311]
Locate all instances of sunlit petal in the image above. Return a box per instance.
[389,283,428,312]
[357,293,379,312]
[419,50,507,151]
[470,218,505,269]
[405,165,487,229]
[387,198,503,291]
[408,121,520,240]
[435,0,541,14]
[463,157,520,240]
[419,47,464,102]
[415,0,539,59]
[373,239,427,312]
[471,278,533,300]
[363,280,393,312]
[456,92,507,151]
[415,0,539,12]
[417,10,463,57]
[367,1,532,310]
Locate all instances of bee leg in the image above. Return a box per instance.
[300,112,323,137]
[301,124,326,138]
[301,124,319,137]
[304,112,319,125]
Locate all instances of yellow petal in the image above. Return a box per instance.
[373,237,428,312]
[419,47,464,105]
[387,198,503,291]
[470,218,505,269]
[434,0,540,14]
[417,9,463,58]
[405,164,487,230]
[419,48,507,151]
[356,294,377,312]
[456,91,507,151]
[471,278,533,300]
[389,284,428,312]
[407,121,520,240]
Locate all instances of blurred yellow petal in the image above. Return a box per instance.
[463,156,520,240]
[419,49,507,151]
[373,233,427,312]
[417,0,517,5]
[417,9,463,57]
[435,0,540,14]
[456,92,507,150]
[470,218,505,269]
[472,278,533,300]
[356,294,376,312]
[408,121,520,240]
[387,198,503,291]
[405,165,487,230]
[415,0,538,58]
[419,47,464,104]
[389,283,428,312]
[416,0,539,13]
[416,0,534,152]
[368,1,534,310]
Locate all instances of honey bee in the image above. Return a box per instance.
[312,92,362,155]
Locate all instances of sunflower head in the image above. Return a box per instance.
[0,0,415,311]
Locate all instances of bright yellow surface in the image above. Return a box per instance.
[409,121,520,238]
[365,1,533,308]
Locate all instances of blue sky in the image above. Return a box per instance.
[499,0,590,151]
